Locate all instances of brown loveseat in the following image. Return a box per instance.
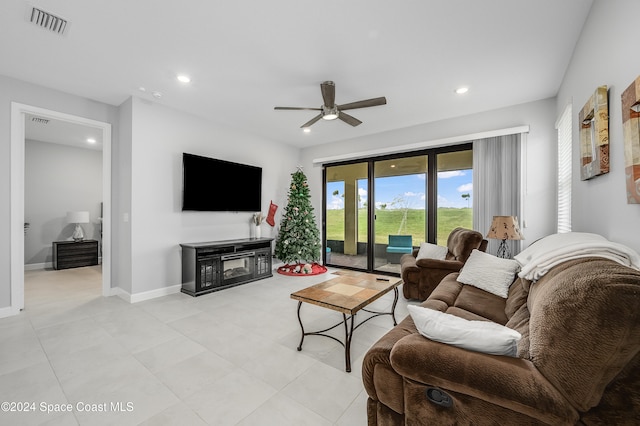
[401,227,487,301]
[363,257,640,425]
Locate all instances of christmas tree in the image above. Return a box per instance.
[275,167,321,267]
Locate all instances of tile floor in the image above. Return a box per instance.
[0,265,414,425]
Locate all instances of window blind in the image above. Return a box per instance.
[556,104,572,233]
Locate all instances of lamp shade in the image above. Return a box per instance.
[67,211,90,224]
[486,216,524,241]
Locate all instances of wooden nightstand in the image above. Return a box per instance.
[52,240,99,270]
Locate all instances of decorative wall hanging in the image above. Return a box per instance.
[579,85,609,180]
[621,76,640,204]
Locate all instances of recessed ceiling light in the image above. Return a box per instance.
[87,138,96,144]
[177,75,191,83]
[303,128,311,133]
[455,87,469,94]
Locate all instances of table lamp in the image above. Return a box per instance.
[67,211,89,241]
[486,215,524,258]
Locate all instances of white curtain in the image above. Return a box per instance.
[472,134,522,256]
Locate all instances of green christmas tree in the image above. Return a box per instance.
[274,168,321,265]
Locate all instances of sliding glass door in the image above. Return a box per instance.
[325,162,369,270]
[436,150,473,244]
[373,156,427,273]
[323,144,472,275]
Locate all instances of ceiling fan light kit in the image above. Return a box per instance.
[275,81,386,129]
[322,105,339,120]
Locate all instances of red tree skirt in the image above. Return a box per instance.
[277,262,327,276]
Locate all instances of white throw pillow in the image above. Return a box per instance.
[457,249,520,298]
[408,305,521,357]
[416,242,448,261]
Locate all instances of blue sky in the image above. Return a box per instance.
[327,170,472,210]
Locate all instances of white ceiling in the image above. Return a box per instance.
[3,0,593,147]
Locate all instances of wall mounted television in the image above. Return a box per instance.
[182,153,262,212]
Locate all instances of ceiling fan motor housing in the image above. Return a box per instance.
[322,105,339,120]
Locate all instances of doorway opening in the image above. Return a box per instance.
[10,102,112,315]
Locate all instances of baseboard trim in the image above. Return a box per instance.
[110,284,181,304]
[24,261,102,271]
[0,305,20,319]
[108,286,129,301]
[24,262,52,271]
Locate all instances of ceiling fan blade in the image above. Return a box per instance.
[274,106,322,111]
[321,81,336,107]
[338,97,387,111]
[338,112,362,127]
[300,114,323,128]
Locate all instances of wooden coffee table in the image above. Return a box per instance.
[290,271,403,372]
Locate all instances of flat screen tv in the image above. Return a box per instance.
[182,153,262,212]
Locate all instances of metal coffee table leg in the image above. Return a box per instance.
[343,313,355,372]
[296,301,305,351]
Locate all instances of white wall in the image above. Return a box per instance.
[0,75,118,310]
[556,0,640,253]
[115,97,133,294]
[127,97,299,295]
[299,98,558,249]
[25,140,102,265]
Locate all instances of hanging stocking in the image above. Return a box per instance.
[266,201,278,226]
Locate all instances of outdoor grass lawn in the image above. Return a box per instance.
[326,208,473,245]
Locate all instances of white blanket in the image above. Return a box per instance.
[514,232,640,281]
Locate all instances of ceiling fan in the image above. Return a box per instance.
[274,81,387,128]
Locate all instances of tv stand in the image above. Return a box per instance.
[180,238,273,297]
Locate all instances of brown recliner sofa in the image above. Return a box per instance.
[363,257,640,425]
[401,227,487,301]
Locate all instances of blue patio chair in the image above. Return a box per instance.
[386,235,413,264]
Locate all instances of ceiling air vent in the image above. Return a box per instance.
[27,6,69,36]
[31,117,49,125]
